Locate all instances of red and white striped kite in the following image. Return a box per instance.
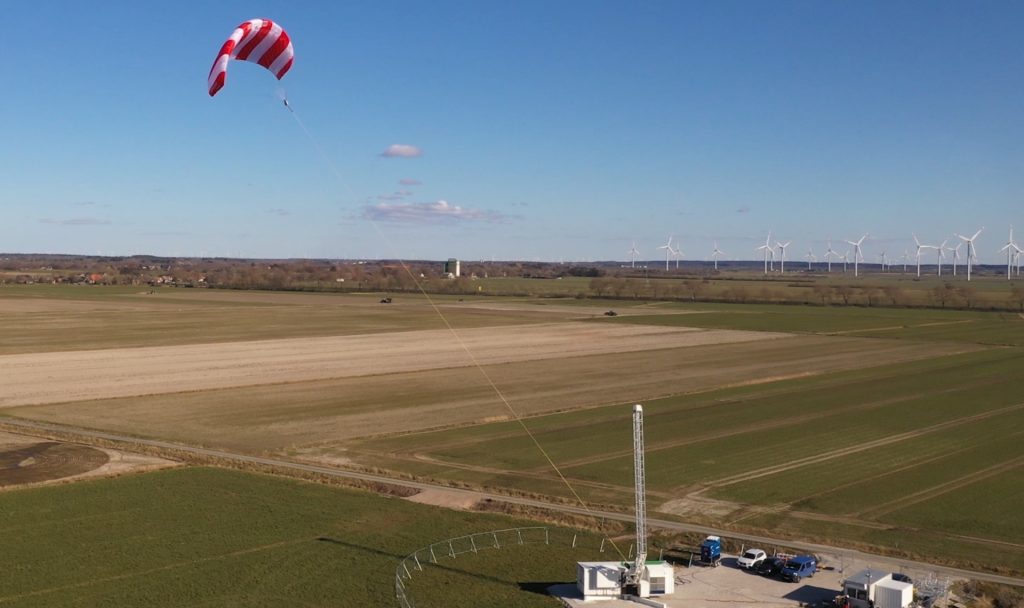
[208,18,294,97]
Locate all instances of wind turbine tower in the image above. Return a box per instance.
[756,232,773,275]
[999,226,1022,280]
[846,234,868,277]
[913,234,932,278]
[947,242,962,277]
[670,243,683,269]
[777,241,791,274]
[711,242,725,271]
[628,242,640,269]
[805,249,816,270]
[935,239,948,276]
[657,236,673,271]
[824,240,838,273]
[956,227,983,281]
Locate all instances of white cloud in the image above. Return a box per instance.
[398,178,422,186]
[380,144,423,158]
[362,200,509,224]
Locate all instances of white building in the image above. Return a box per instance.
[444,258,460,278]
[576,562,623,599]
[576,561,675,601]
[842,569,913,608]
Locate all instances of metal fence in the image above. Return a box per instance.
[394,526,552,608]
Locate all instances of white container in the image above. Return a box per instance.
[874,580,913,608]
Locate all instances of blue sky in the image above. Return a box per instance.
[1,1,1021,262]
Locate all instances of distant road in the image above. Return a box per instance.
[3,417,1022,588]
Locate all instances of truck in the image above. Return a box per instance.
[699,535,722,567]
[781,555,817,582]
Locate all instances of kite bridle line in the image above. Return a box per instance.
[281,98,627,561]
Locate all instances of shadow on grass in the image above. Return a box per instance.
[517,582,571,596]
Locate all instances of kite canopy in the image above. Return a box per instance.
[208,18,294,97]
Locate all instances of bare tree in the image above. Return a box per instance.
[957,285,978,309]
[1010,285,1024,312]
[834,285,854,305]
[881,285,904,306]
[812,284,831,305]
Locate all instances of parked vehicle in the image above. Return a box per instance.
[737,548,766,570]
[757,557,786,578]
[781,555,817,582]
[700,535,722,567]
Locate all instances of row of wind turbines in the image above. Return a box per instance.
[628,226,1023,281]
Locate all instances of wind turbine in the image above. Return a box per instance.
[805,249,816,270]
[935,239,948,276]
[999,226,1022,280]
[913,234,933,278]
[842,251,850,273]
[657,235,673,271]
[670,243,684,269]
[627,242,640,268]
[946,242,962,277]
[776,240,791,274]
[901,249,909,273]
[878,251,887,272]
[845,234,868,277]
[956,227,983,281]
[756,232,773,275]
[711,242,725,271]
[824,240,839,272]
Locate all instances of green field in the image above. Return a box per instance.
[352,347,1024,573]
[2,285,1023,578]
[601,303,1024,346]
[0,467,606,607]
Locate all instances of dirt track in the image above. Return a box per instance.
[0,323,783,407]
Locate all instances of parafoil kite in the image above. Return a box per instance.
[208,19,294,97]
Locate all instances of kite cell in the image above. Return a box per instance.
[208,18,294,97]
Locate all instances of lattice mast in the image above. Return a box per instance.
[626,403,647,585]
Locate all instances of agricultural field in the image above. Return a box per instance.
[0,466,605,607]
[473,271,1024,309]
[351,346,1024,574]
[1,284,1022,577]
[0,285,584,355]
[604,303,1024,346]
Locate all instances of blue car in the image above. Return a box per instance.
[781,556,817,582]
